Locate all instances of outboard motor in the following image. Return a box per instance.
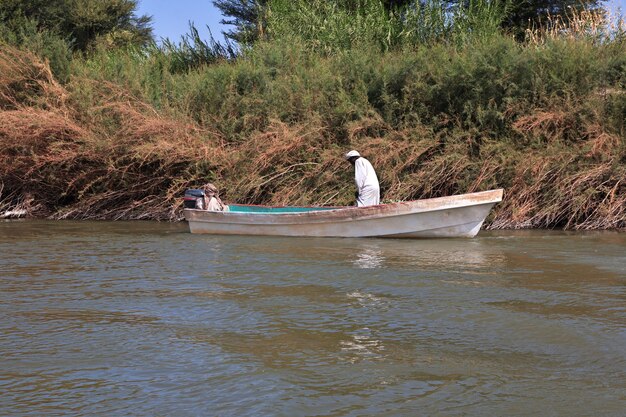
[183,189,205,209]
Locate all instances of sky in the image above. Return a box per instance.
[137,0,626,44]
[136,0,227,43]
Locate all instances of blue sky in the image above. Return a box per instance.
[137,0,626,43]
[136,0,226,43]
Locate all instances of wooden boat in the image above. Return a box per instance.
[184,189,503,238]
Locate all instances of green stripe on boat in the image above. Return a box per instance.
[228,205,337,214]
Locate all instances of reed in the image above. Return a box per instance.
[157,24,238,73]
[266,0,510,52]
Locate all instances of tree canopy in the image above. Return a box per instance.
[212,0,267,45]
[0,0,153,51]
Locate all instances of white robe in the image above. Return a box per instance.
[354,157,380,207]
[205,196,228,211]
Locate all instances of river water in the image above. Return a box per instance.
[0,220,624,416]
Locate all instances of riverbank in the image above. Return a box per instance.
[1,29,624,229]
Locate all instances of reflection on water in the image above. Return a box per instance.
[0,221,625,416]
[339,327,386,364]
[350,238,505,272]
[353,246,384,269]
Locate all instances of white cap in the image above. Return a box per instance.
[345,150,360,160]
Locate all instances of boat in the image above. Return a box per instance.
[183,189,503,238]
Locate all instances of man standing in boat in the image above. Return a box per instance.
[345,150,380,207]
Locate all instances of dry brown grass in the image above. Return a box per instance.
[525,8,624,44]
[0,46,226,220]
[0,47,67,110]
[488,149,625,230]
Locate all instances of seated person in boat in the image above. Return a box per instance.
[203,183,229,211]
[345,150,380,207]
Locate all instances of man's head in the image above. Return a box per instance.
[203,183,219,197]
[345,150,360,165]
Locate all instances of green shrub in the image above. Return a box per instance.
[0,18,71,82]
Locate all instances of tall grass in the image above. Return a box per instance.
[158,24,238,73]
[267,0,406,52]
[266,0,510,52]
[525,7,626,45]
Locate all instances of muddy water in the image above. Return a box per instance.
[0,220,624,416]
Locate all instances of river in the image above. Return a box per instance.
[0,220,624,416]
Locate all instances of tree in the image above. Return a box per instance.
[212,0,268,45]
[0,0,153,51]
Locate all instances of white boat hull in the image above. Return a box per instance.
[184,189,503,238]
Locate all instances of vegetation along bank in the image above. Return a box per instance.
[0,0,624,229]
